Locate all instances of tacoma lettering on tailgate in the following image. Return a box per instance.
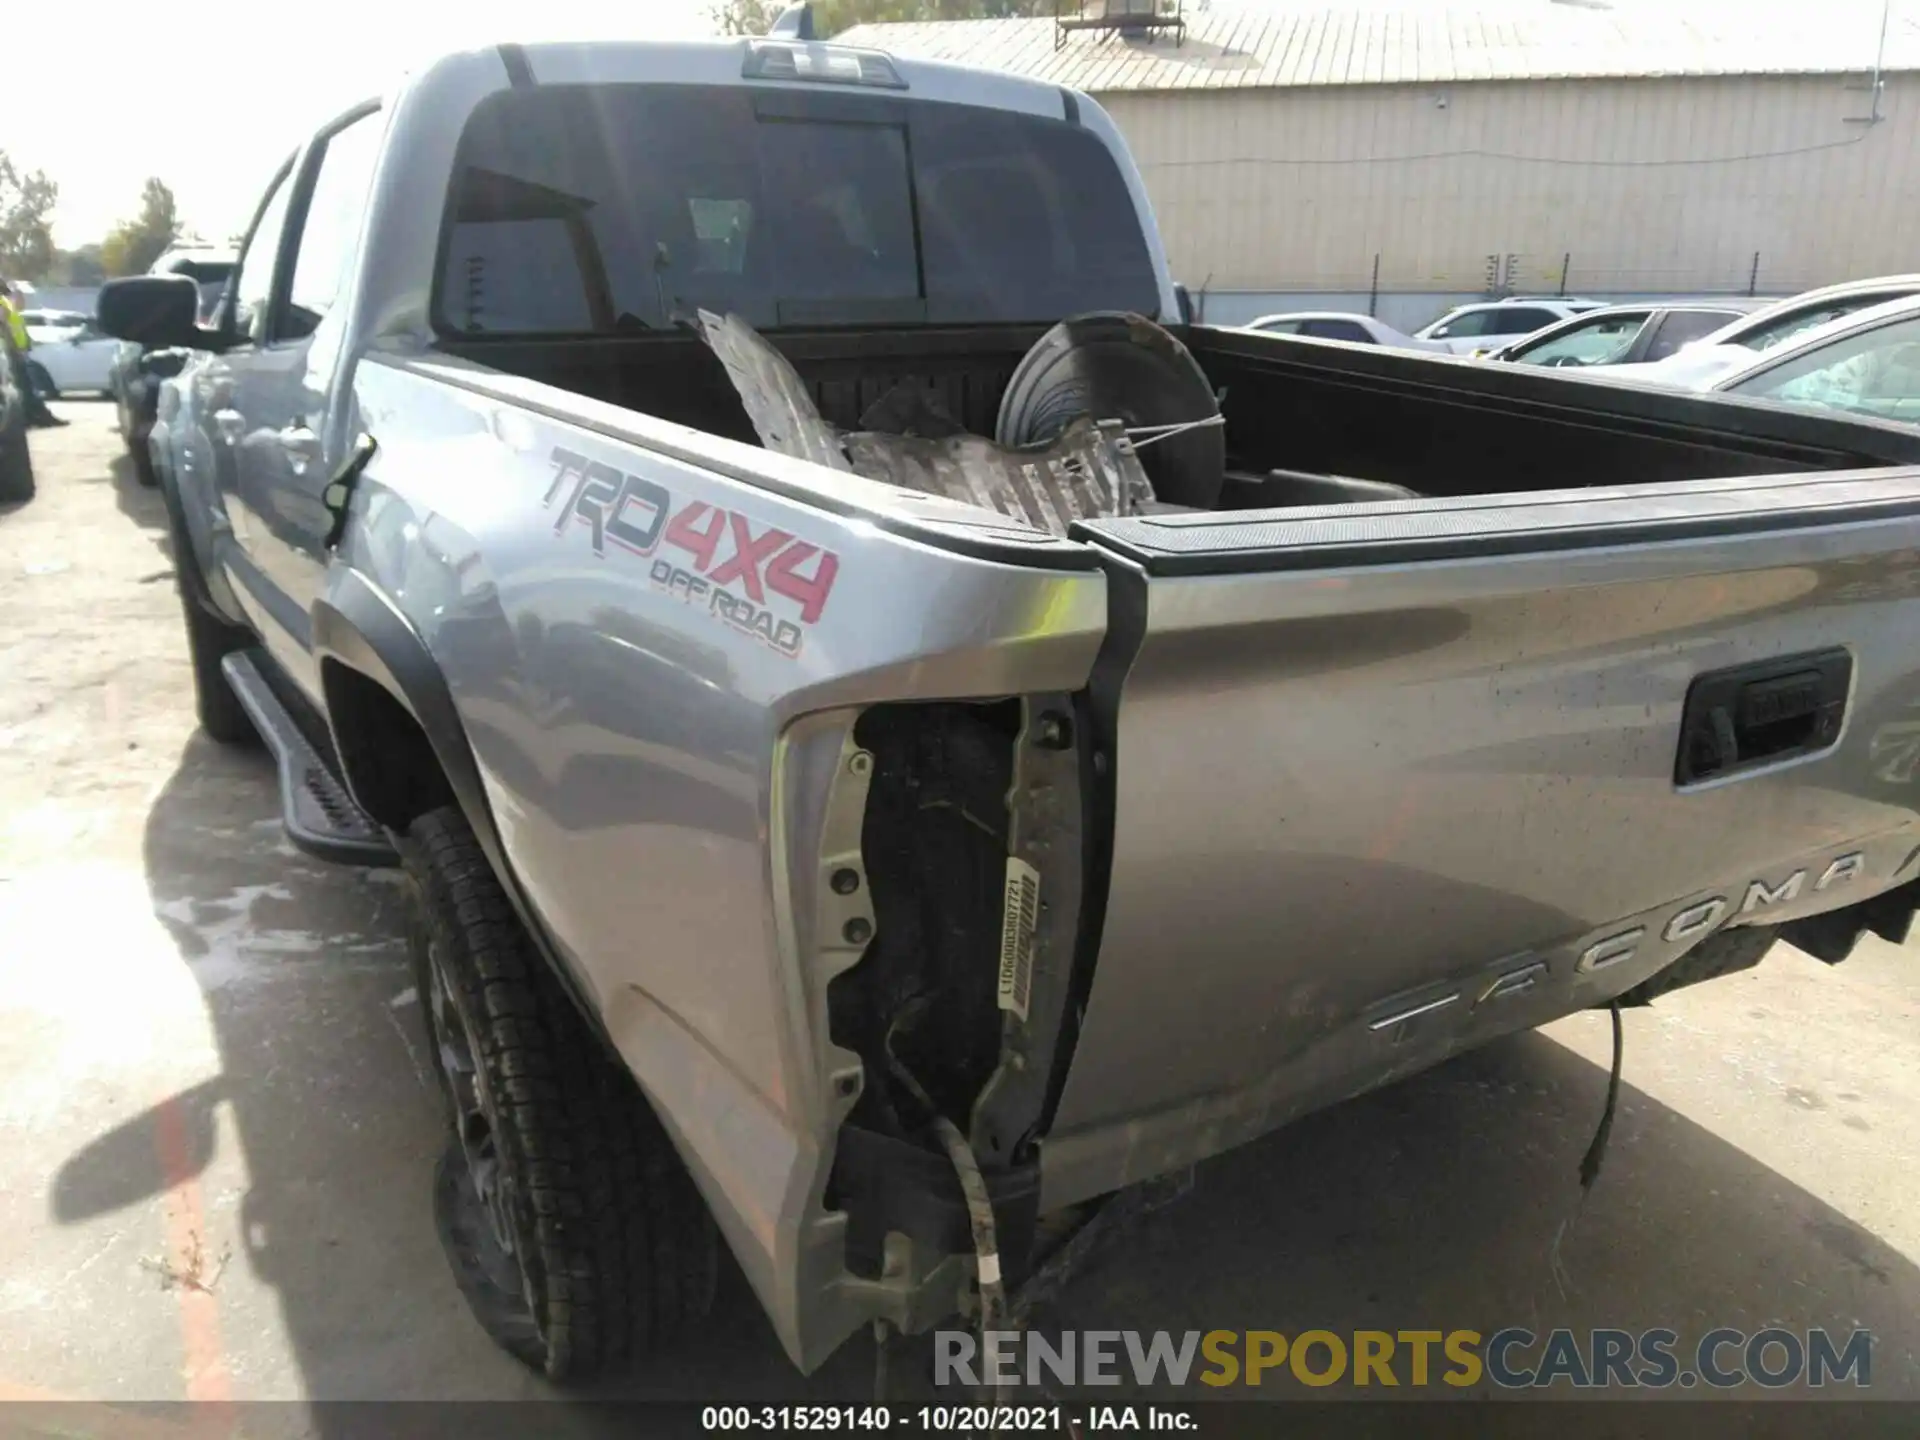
[543,445,841,658]
[1576,852,1864,974]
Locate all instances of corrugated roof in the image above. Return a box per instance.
[838,2,1920,92]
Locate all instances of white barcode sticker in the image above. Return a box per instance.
[998,857,1040,1021]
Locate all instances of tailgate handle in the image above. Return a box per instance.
[1676,649,1852,785]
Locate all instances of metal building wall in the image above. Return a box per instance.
[1101,72,1920,332]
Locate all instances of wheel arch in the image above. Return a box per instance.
[312,568,612,1046]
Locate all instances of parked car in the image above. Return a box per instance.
[1413,296,1605,355]
[0,323,34,502]
[1687,274,1920,356]
[100,31,1920,1385]
[1488,300,1763,369]
[15,309,78,397]
[110,248,235,483]
[1600,294,1920,423]
[1242,311,1450,352]
[20,307,89,331]
[19,308,119,397]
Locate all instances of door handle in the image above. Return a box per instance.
[1676,649,1852,785]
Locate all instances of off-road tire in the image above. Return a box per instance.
[0,398,34,504]
[162,499,255,745]
[117,389,159,485]
[404,805,719,1381]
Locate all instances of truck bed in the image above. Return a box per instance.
[439,322,1920,507]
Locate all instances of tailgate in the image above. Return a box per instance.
[1042,470,1920,1194]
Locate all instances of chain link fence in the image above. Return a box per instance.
[1181,251,1851,332]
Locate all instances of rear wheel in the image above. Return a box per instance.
[0,393,33,504]
[405,805,719,1381]
[162,500,255,744]
[119,388,158,484]
[25,361,55,400]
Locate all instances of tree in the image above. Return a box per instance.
[712,0,782,31]
[49,244,106,287]
[0,152,59,282]
[101,179,182,278]
[712,0,1049,37]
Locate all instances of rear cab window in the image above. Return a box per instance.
[433,84,1160,335]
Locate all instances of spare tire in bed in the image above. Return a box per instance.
[996,312,1225,509]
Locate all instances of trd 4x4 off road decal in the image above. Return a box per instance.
[543,446,840,659]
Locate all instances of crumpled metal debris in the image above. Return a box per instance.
[698,309,1154,534]
[856,380,968,440]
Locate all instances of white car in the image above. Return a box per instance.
[1597,293,1920,424]
[1413,296,1606,356]
[20,308,118,397]
[1241,311,1451,352]
[1487,301,1763,370]
[1683,274,1920,357]
[20,307,86,334]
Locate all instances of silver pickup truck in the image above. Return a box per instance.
[99,32,1920,1382]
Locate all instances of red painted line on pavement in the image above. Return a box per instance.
[151,1095,234,1414]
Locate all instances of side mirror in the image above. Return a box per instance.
[96,275,213,350]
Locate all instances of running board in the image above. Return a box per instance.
[221,650,399,867]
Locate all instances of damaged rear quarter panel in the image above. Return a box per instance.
[343,356,1106,1366]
